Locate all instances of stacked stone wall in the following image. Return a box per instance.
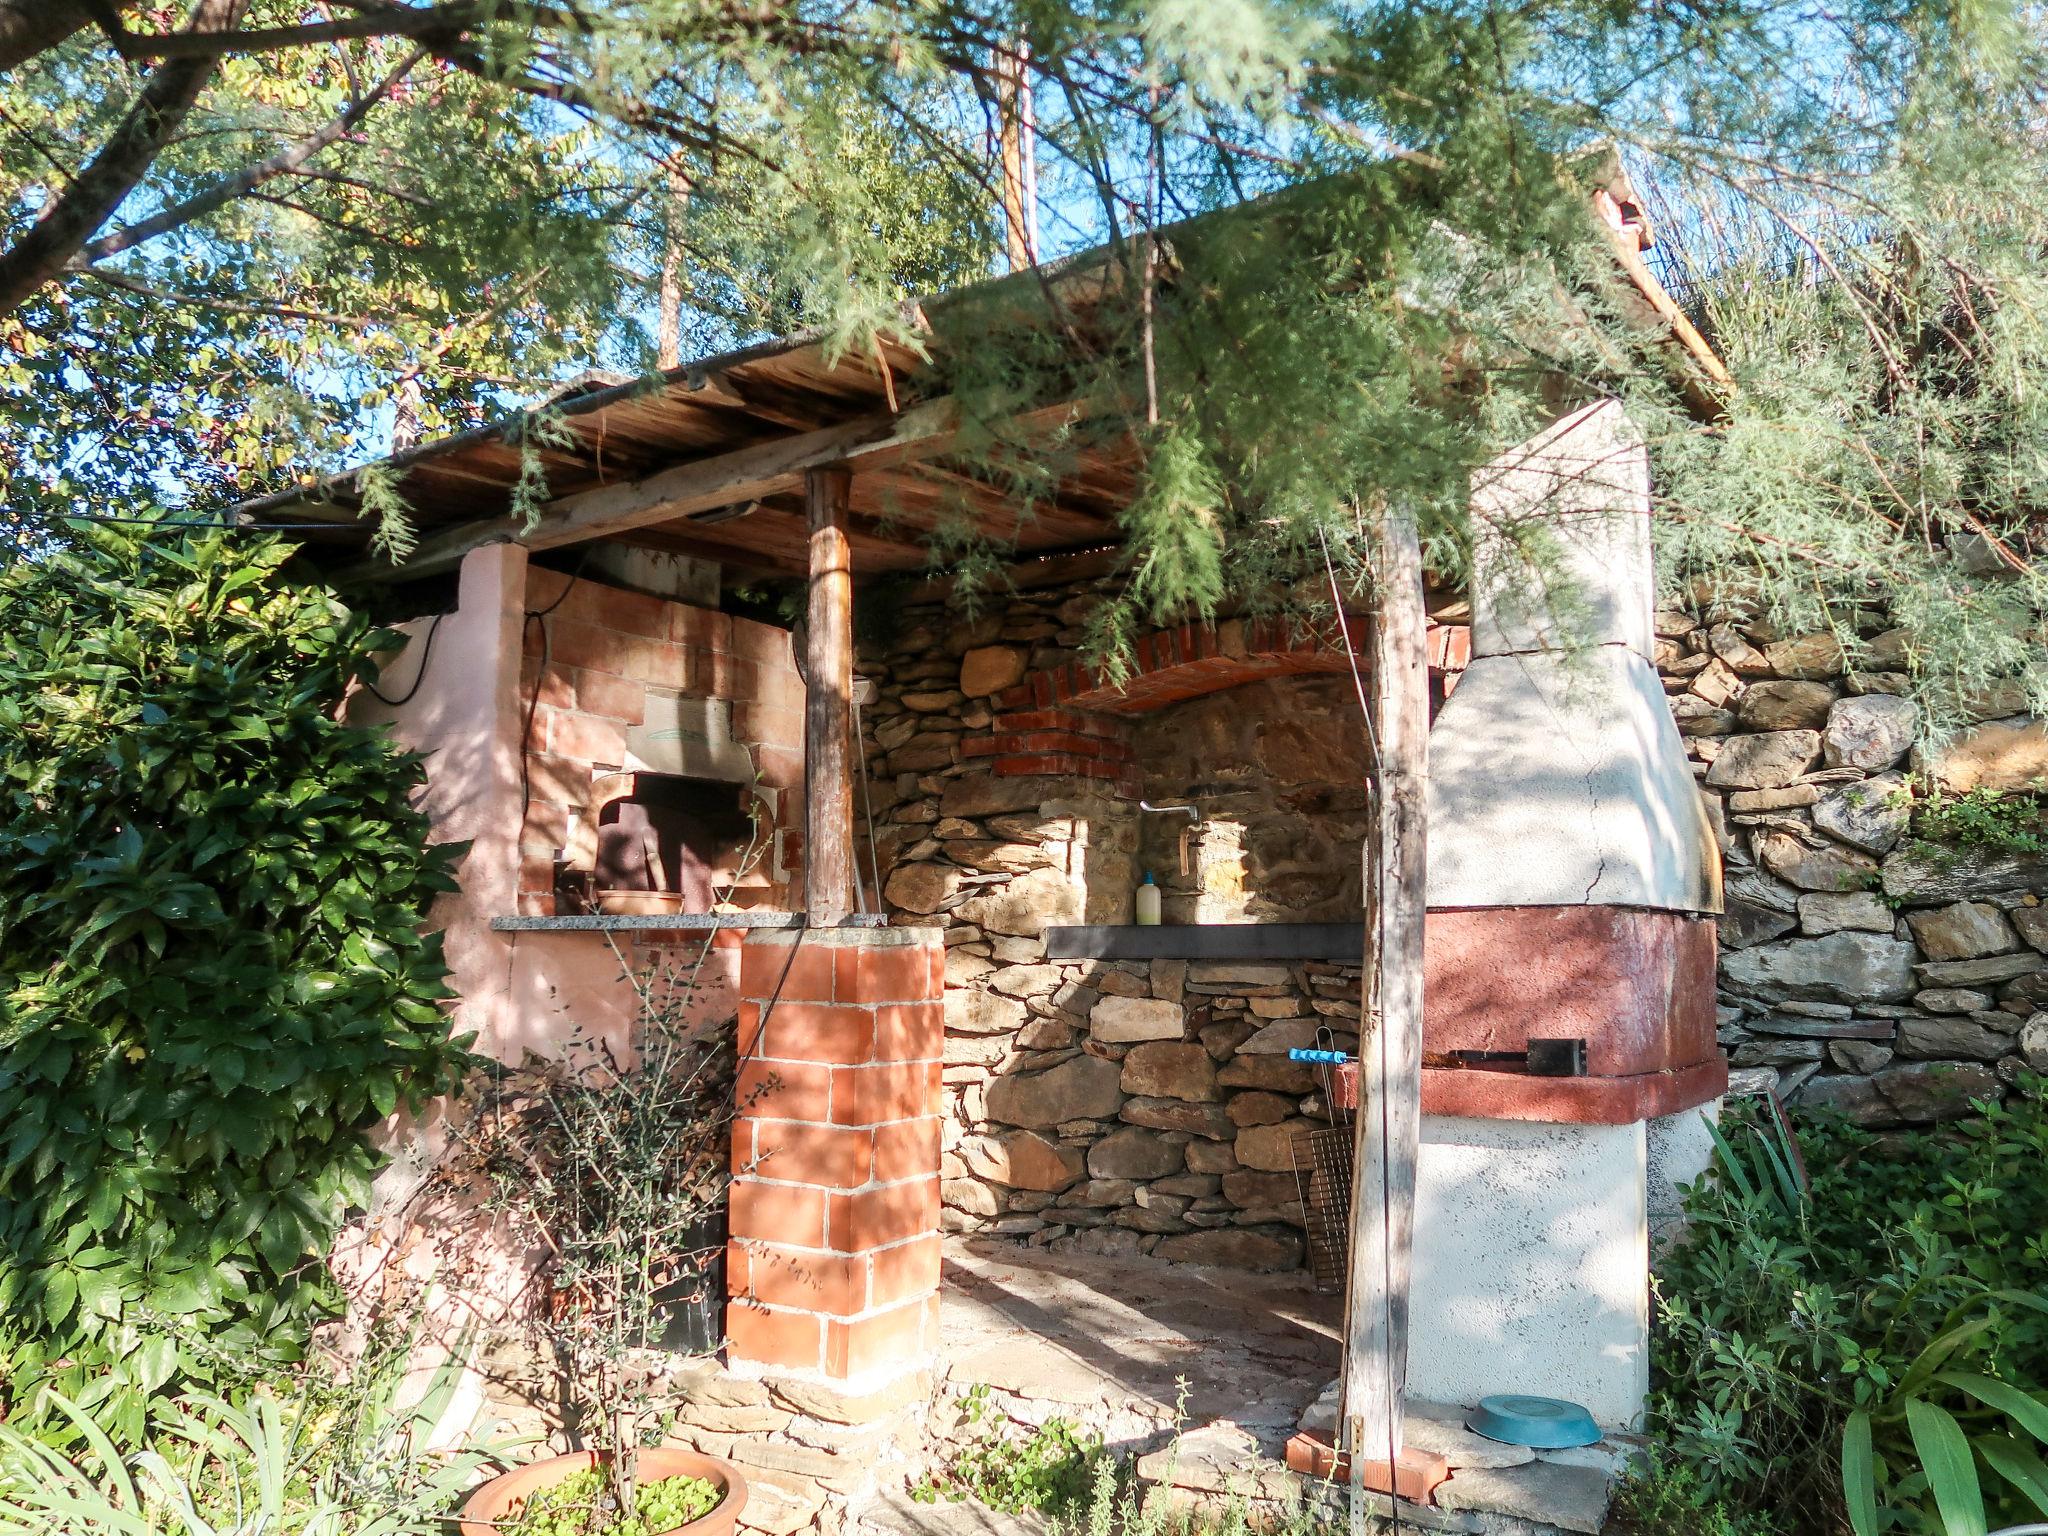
[1659,608,2048,1125]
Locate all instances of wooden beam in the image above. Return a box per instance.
[803,466,857,925]
[1342,508,1429,1522]
[338,399,958,585]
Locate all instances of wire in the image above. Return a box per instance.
[516,549,601,856]
[851,692,885,916]
[360,609,447,707]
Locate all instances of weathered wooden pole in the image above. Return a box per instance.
[804,465,856,925]
[1342,507,1429,1518]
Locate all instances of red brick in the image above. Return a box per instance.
[736,1001,765,1058]
[738,1058,831,1121]
[824,1293,938,1379]
[673,606,733,650]
[872,1001,942,1064]
[752,1121,874,1189]
[729,1180,827,1248]
[1282,1431,1448,1505]
[547,710,628,765]
[829,1177,939,1251]
[742,940,837,1003]
[868,1234,942,1308]
[573,668,652,722]
[725,1301,822,1373]
[521,801,572,849]
[960,737,1004,759]
[546,618,651,676]
[522,751,589,806]
[733,702,803,747]
[853,943,934,1002]
[756,666,805,711]
[755,743,803,790]
[522,658,575,709]
[730,617,793,665]
[873,1117,941,1183]
[740,1244,863,1314]
[765,1003,876,1066]
[518,851,555,895]
[832,1064,937,1127]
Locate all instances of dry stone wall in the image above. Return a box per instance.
[1661,608,2048,1126]
[858,577,1371,1269]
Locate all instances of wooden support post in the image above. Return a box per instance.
[804,465,856,925]
[1342,508,1429,1523]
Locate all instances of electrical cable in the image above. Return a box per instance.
[851,691,885,916]
[360,609,448,707]
[517,549,597,852]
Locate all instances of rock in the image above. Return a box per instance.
[1831,1041,1894,1074]
[1183,1139,1241,1175]
[1916,953,2042,987]
[1748,1015,1891,1039]
[955,1131,1085,1191]
[1247,995,1302,1019]
[1873,1061,2001,1123]
[1435,1459,1612,1534]
[1237,1018,1323,1055]
[986,1054,1125,1128]
[1884,846,2048,902]
[1220,1171,1299,1211]
[946,949,997,987]
[1917,989,1992,1014]
[1118,1098,1234,1138]
[2012,906,2048,952]
[1725,895,1799,948]
[942,1179,1001,1216]
[2019,1014,2048,1070]
[1233,1118,1316,1173]
[1764,632,1845,680]
[1738,681,1837,730]
[1929,718,2048,795]
[1898,1016,2013,1061]
[1905,902,2020,961]
[1087,1127,1183,1180]
[1225,1091,1296,1127]
[1721,932,1918,1002]
[988,963,1060,999]
[1090,994,1186,1043]
[1728,785,1821,812]
[1733,1039,1825,1067]
[956,867,1082,937]
[1401,1401,1539,1470]
[939,774,1064,820]
[1799,891,1895,935]
[1149,958,1188,1004]
[959,645,1027,698]
[946,989,1029,1036]
[1188,963,1293,985]
[1757,831,1880,892]
[1120,1043,1219,1102]
[1795,1073,1894,1125]
[1726,1066,1781,1096]
[1215,1056,1316,1093]
[1153,1226,1304,1272]
[1824,694,1917,770]
[1811,772,1911,855]
[885,861,963,914]
[1704,730,1824,789]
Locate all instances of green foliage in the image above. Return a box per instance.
[0,1336,508,1535]
[0,525,471,1434]
[1608,1453,1774,1536]
[1649,1086,2048,1533]
[499,1467,721,1536]
[1911,786,2048,859]
[912,1385,1108,1519]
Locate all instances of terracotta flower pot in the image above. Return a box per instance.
[460,1447,748,1536]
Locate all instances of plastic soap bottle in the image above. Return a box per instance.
[1134,870,1162,926]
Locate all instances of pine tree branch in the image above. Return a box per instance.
[73,46,426,264]
[0,0,101,74]
[0,0,248,320]
[90,3,500,60]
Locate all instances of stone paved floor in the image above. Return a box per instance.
[939,1236,1343,1458]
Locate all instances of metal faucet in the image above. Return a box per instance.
[1140,801,1199,819]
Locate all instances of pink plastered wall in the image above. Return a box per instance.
[334,545,807,1379]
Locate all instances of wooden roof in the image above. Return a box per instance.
[242,169,1724,591]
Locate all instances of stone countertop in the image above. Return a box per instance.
[489,912,890,931]
[1043,922,1364,963]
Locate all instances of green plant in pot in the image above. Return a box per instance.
[454,940,748,1536]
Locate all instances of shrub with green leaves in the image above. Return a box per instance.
[1650,1083,2048,1534]
[0,525,470,1434]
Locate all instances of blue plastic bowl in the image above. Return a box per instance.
[1464,1394,1602,1449]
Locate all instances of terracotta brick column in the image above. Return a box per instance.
[727,927,943,1386]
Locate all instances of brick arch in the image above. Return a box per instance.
[968,617,1470,783]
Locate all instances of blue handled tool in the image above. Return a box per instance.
[1288,1048,1352,1064]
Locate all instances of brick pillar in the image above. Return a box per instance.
[727,927,943,1386]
